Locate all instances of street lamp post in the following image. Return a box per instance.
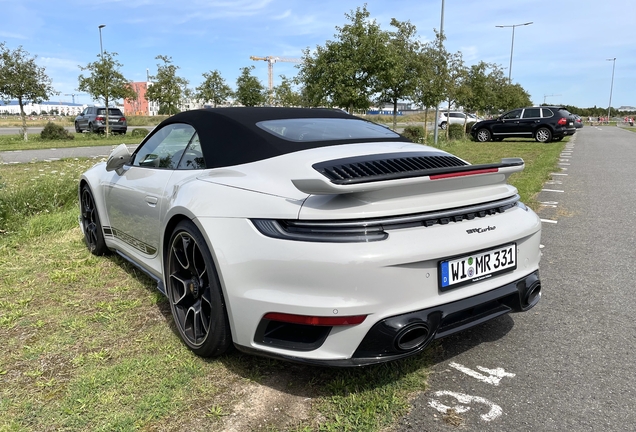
[607,58,616,124]
[98,24,109,136]
[433,0,445,146]
[496,22,533,83]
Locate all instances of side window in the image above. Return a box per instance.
[522,108,541,118]
[177,133,207,170]
[541,108,554,118]
[132,123,196,169]
[502,109,522,120]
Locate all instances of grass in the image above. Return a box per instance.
[0,115,165,128]
[0,136,564,431]
[0,133,143,152]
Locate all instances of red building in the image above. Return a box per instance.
[125,82,155,116]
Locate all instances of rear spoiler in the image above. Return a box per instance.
[292,158,524,195]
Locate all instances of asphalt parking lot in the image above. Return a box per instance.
[398,126,636,431]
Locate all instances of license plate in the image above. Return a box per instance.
[439,243,517,290]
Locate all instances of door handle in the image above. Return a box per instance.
[145,196,158,206]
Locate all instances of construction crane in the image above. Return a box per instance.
[64,93,87,104]
[249,56,301,92]
[543,94,562,105]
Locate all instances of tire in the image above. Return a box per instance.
[166,220,232,357]
[89,122,97,133]
[75,122,81,133]
[476,128,491,142]
[440,122,447,130]
[80,185,109,256]
[535,127,552,143]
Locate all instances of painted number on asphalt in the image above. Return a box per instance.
[449,362,515,386]
[429,391,503,422]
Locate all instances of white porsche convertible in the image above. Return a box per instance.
[79,108,542,366]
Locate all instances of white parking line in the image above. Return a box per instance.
[541,219,557,224]
[542,189,564,192]
[551,173,568,176]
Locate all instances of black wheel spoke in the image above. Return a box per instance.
[169,272,191,306]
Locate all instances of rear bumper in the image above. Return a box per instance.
[235,270,541,367]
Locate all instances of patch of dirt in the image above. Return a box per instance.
[442,407,464,427]
[221,369,314,431]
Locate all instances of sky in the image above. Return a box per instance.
[1,0,634,110]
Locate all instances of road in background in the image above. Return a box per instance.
[398,126,636,431]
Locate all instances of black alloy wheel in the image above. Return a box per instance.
[167,220,231,357]
[80,185,109,255]
[440,122,447,130]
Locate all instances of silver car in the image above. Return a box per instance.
[75,107,128,134]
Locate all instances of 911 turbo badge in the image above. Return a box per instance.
[466,226,496,234]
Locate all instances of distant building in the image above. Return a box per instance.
[618,106,636,112]
[125,82,160,116]
[0,100,86,116]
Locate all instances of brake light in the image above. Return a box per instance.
[557,118,567,125]
[119,117,126,122]
[430,168,498,180]
[95,116,104,121]
[263,312,367,326]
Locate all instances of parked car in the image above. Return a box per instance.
[79,107,542,366]
[75,107,127,134]
[438,111,480,129]
[470,106,576,143]
[573,115,584,128]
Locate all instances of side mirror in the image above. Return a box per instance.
[106,143,131,175]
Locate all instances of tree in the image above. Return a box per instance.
[376,18,421,130]
[195,70,233,108]
[411,34,448,142]
[272,75,302,107]
[0,43,58,141]
[78,51,137,136]
[442,51,466,139]
[234,66,266,107]
[146,55,189,115]
[297,5,390,113]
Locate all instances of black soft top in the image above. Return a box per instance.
[154,107,410,169]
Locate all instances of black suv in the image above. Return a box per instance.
[75,107,127,134]
[470,106,576,143]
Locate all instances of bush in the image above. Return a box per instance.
[402,125,425,143]
[131,128,150,138]
[40,122,74,140]
[448,123,465,140]
[466,121,476,132]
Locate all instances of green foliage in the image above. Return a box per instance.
[466,121,476,132]
[298,5,388,112]
[234,66,266,107]
[448,123,465,140]
[130,128,150,138]
[40,122,74,140]
[272,75,302,107]
[77,51,137,137]
[0,43,58,141]
[145,55,189,115]
[402,125,425,143]
[196,69,233,108]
